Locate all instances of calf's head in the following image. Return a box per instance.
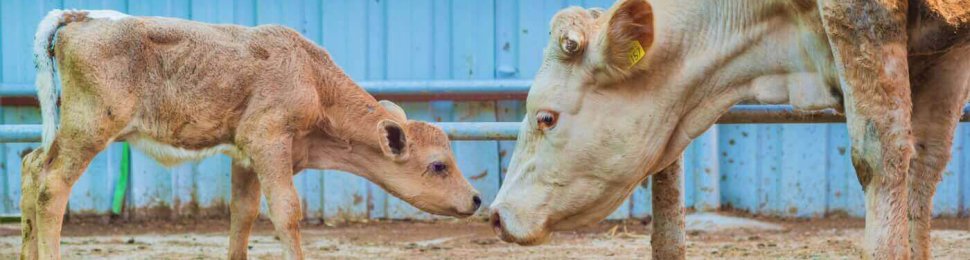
[306,101,480,217]
[491,0,749,244]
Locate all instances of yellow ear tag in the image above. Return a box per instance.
[627,40,646,69]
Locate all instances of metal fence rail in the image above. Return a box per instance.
[0,105,967,141]
[1,81,969,141]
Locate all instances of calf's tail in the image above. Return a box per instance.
[33,9,98,151]
[34,10,69,151]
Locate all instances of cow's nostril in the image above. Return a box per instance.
[490,211,503,231]
[472,195,482,210]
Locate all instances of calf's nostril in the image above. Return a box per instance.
[472,195,482,209]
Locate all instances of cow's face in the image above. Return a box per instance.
[491,0,694,245]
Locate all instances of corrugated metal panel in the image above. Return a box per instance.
[0,0,968,219]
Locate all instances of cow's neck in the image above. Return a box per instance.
[640,0,841,170]
[655,0,837,131]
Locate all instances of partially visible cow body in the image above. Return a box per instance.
[925,0,970,24]
[490,1,969,260]
[21,10,481,260]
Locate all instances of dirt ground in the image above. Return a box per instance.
[1,215,968,259]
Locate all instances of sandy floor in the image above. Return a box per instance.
[1,215,968,259]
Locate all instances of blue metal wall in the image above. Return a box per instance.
[0,0,967,220]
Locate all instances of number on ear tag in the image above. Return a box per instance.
[627,40,645,69]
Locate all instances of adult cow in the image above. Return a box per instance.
[489,0,969,259]
[21,10,481,260]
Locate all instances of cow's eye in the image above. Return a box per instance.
[536,110,559,131]
[427,161,448,176]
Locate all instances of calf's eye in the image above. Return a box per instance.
[428,161,448,176]
[536,110,559,131]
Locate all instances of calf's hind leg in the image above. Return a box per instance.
[26,66,134,259]
[32,107,132,259]
[20,149,45,260]
[906,46,970,260]
[229,163,262,260]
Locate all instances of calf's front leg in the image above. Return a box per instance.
[241,133,304,260]
[651,158,685,260]
[229,163,262,260]
[820,1,913,259]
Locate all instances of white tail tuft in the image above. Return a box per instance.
[34,9,67,152]
[32,9,129,151]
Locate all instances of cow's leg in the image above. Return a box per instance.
[229,163,262,260]
[906,46,970,260]
[238,126,303,260]
[651,158,685,260]
[20,149,46,260]
[819,1,913,259]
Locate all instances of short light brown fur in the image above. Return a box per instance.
[21,11,480,260]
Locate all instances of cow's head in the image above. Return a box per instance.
[490,0,753,244]
[306,100,480,218]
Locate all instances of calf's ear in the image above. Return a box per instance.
[378,120,409,161]
[602,0,653,71]
[379,100,408,121]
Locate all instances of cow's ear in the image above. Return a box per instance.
[588,8,605,19]
[379,100,407,121]
[602,0,653,70]
[378,120,409,161]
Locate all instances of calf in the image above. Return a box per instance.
[21,10,481,260]
[489,0,969,259]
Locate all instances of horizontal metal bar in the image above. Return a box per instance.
[436,122,519,141]
[1,82,968,141]
[719,105,846,124]
[358,80,532,96]
[5,81,970,121]
[4,81,969,122]
[724,104,970,123]
[1,105,965,142]
[0,125,43,142]
[0,83,37,97]
[1,81,533,99]
[0,123,517,142]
